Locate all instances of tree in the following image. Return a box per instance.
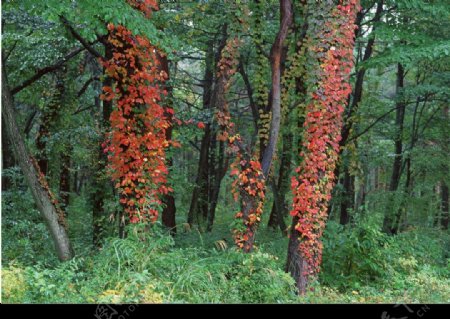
[2,68,74,261]
[286,0,360,293]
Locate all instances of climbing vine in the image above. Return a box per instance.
[101,0,173,224]
[289,0,360,279]
[213,10,267,251]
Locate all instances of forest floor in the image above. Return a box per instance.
[2,192,450,303]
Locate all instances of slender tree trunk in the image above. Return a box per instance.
[1,116,15,190]
[441,182,449,230]
[260,0,293,178]
[59,145,71,213]
[159,53,177,235]
[268,131,292,235]
[383,63,406,235]
[36,69,65,176]
[237,0,293,252]
[93,44,113,247]
[188,34,225,227]
[2,68,74,261]
[340,170,353,225]
[187,126,211,226]
[207,140,227,232]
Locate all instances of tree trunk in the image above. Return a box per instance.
[2,68,74,261]
[383,63,406,235]
[267,131,292,235]
[59,145,71,213]
[1,115,15,190]
[339,170,353,225]
[207,139,227,232]
[238,0,293,252]
[188,35,224,227]
[286,0,360,293]
[286,216,308,293]
[187,126,211,226]
[441,182,449,230]
[159,53,177,235]
[35,69,66,176]
[260,0,293,178]
[330,0,383,218]
[93,44,113,247]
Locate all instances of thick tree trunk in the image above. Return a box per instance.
[383,63,406,235]
[2,69,74,261]
[286,216,308,293]
[330,0,383,220]
[286,0,360,293]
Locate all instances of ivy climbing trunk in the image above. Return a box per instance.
[36,68,66,176]
[333,0,384,225]
[287,0,360,294]
[2,68,74,261]
[225,0,293,252]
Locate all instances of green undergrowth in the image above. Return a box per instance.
[2,191,449,303]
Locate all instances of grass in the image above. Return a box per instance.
[2,191,449,303]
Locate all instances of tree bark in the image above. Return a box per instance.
[441,182,449,230]
[260,0,293,178]
[188,32,226,227]
[237,0,293,252]
[2,68,74,261]
[286,216,308,293]
[36,69,66,176]
[267,131,292,235]
[93,44,113,247]
[339,170,353,225]
[383,63,406,235]
[207,139,228,232]
[331,0,383,223]
[1,115,15,190]
[59,144,71,213]
[159,53,177,235]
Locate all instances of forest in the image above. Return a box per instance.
[1,0,449,304]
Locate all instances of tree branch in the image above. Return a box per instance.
[348,106,399,142]
[11,46,85,95]
[59,15,103,59]
[77,76,100,97]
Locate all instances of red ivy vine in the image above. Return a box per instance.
[289,0,360,278]
[100,0,173,224]
[215,36,266,252]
